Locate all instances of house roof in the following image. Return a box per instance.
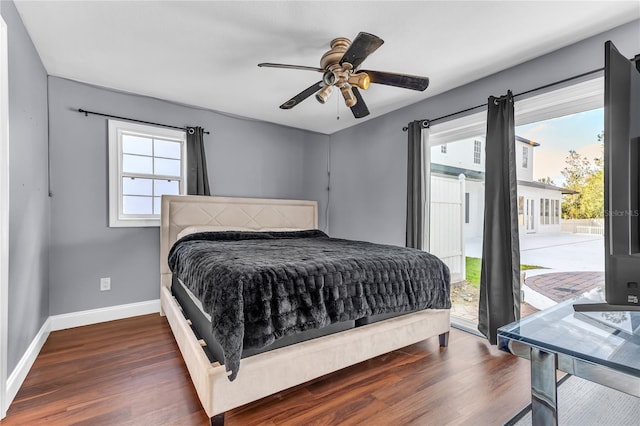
[516,135,540,147]
[431,163,578,194]
[517,180,578,195]
[430,163,485,180]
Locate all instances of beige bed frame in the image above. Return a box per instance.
[160,194,450,424]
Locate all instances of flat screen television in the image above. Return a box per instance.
[575,41,640,312]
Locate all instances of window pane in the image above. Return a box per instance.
[123,196,153,215]
[123,154,153,174]
[154,139,181,159]
[154,179,179,196]
[122,177,152,195]
[122,134,152,156]
[518,196,524,226]
[154,197,161,215]
[155,158,181,177]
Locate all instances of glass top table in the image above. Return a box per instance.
[498,288,640,425]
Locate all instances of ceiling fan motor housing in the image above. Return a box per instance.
[320,37,351,69]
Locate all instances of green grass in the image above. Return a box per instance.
[465,257,544,287]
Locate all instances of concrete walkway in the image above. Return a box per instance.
[464,232,605,310]
[465,232,604,271]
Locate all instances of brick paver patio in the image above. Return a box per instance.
[451,271,603,324]
[525,271,605,303]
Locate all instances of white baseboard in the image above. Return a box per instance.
[49,299,160,331]
[7,318,51,406]
[5,299,161,412]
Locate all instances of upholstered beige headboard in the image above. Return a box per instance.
[160,195,318,289]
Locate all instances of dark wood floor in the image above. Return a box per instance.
[1,314,532,425]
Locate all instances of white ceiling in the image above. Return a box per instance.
[13,1,640,134]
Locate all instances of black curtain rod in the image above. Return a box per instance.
[403,66,607,131]
[77,108,210,134]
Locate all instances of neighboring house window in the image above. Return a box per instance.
[473,140,481,164]
[465,192,470,224]
[553,199,560,224]
[108,119,186,227]
[540,198,551,225]
[518,196,524,226]
[522,146,528,168]
[441,144,447,154]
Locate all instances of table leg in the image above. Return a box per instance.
[530,347,558,426]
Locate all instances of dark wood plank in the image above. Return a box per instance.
[1,315,531,425]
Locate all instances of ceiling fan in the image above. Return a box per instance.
[258,32,430,119]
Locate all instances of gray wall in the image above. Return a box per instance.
[47,77,328,315]
[0,1,50,373]
[327,19,640,247]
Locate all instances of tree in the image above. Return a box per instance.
[537,176,556,185]
[561,147,604,219]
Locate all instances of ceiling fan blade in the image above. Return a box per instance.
[258,63,324,73]
[361,70,430,91]
[340,32,384,70]
[279,81,324,110]
[350,87,370,119]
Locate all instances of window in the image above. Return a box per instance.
[518,196,524,226]
[538,198,560,225]
[108,120,186,227]
[545,199,550,224]
[473,140,482,164]
[552,199,560,224]
[522,146,528,168]
[465,192,470,224]
[441,144,447,154]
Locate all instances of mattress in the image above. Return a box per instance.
[172,277,355,364]
[169,229,451,380]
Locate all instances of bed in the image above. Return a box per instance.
[160,194,451,425]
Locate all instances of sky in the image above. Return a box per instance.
[516,108,604,186]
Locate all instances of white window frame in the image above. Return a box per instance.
[522,145,529,168]
[108,119,187,227]
[473,140,482,164]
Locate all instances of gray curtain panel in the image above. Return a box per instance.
[478,91,521,344]
[406,120,430,250]
[186,126,211,196]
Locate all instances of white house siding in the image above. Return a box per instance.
[517,143,535,181]
[431,137,484,173]
[431,174,564,239]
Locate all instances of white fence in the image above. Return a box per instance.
[562,219,604,235]
[429,175,465,282]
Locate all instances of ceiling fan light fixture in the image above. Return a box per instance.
[348,72,370,90]
[315,85,333,104]
[340,85,357,107]
[322,71,336,86]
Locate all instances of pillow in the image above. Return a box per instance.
[177,225,250,240]
[176,225,307,240]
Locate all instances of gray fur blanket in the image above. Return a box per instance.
[168,230,450,380]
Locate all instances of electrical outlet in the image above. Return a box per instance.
[100,277,111,291]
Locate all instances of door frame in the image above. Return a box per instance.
[0,15,9,420]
